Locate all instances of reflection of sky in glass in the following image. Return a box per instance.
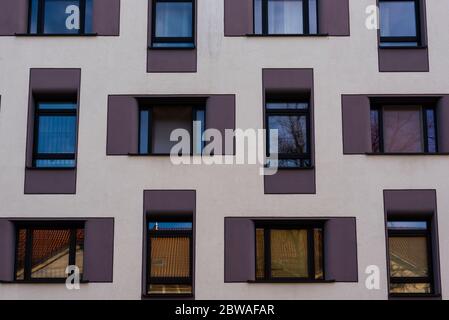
[155,2,192,37]
[139,110,150,154]
[37,116,76,153]
[388,221,427,230]
[44,0,81,34]
[149,222,193,231]
[380,1,417,37]
[268,0,303,34]
[194,109,205,155]
[267,102,308,110]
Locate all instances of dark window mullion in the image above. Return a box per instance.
[303,0,310,35]
[68,228,77,267]
[79,0,86,35]
[37,0,45,34]
[262,0,268,35]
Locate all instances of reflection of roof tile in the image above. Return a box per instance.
[150,236,190,278]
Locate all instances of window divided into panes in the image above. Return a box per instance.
[266,100,311,168]
[256,223,323,281]
[15,224,84,282]
[379,0,421,47]
[28,0,93,35]
[387,220,434,295]
[254,0,318,35]
[370,105,437,153]
[147,219,193,296]
[33,102,77,168]
[151,0,195,48]
[139,105,205,155]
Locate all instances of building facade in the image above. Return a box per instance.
[0,0,448,299]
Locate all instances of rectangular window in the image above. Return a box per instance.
[139,105,205,155]
[388,220,434,295]
[370,105,437,153]
[379,0,421,47]
[28,0,93,34]
[256,223,323,281]
[151,0,195,48]
[33,102,77,168]
[15,224,84,282]
[266,100,311,168]
[254,0,318,35]
[147,219,193,296]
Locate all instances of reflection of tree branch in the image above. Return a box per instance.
[277,116,306,154]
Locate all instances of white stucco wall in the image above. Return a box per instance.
[0,0,449,299]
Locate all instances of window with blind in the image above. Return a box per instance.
[255,223,323,281]
[32,102,77,168]
[147,220,193,296]
[387,220,434,295]
[15,223,84,282]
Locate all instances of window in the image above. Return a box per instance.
[388,220,434,295]
[139,105,205,155]
[28,0,93,34]
[254,0,318,35]
[370,105,437,153]
[379,0,421,47]
[147,219,193,296]
[33,102,77,168]
[266,100,311,168]
[151,0,195,48]
[15,224,84,282]
[256,223,323,281]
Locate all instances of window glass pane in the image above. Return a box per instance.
[37,115,77,154]
[150,236,191,278]
[268,0,303,34]
[389,236,429,278]
[139,110,150,154]
[151,106,192,154]
[29,0,39,33]
[387,221,427,230]
[43,0,82,34]
[383,106,423,153]
[390,283,431,294]
[426,109,437,153]
[155,2,193,38]
[268,115,308,154]
[370,109,380,152]
[31,229,71,279]
[270,229,308,278]
[308,0,318,34]
[39,103,76,110]
[314,228,323,280]
[15,229,27,281]
[267,102,308,110]
[256,228,265,279]
[380,1,417,38]
[149,222,192,231]
[84,0,93,33]
[254,0,263,34]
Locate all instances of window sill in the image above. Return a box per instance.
[142,293,194,300]
[15,33,98,37]
[246,33,329,38]
[26,166,76,171]
[248,279,335,284]
[148,45,196,50]
[379,45,428,50]
[389,293,441,299]
[4,279,89,284]
[365,152,449,156]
